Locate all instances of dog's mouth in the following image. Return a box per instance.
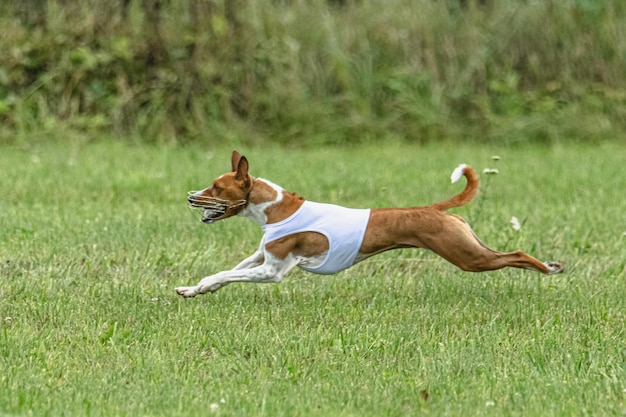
[187,191,247,224]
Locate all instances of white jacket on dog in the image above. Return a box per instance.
[262,201,371,274]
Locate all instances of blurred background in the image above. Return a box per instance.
[1,0,625,146]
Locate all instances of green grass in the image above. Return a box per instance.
[1,140,625,416]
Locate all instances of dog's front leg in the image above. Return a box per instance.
[175,253,300,297]
[176,248,264,297]
[232,246,265,270]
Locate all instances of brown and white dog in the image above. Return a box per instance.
[175,151,563,297]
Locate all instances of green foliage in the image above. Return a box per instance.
[1,0,626,145]
[1,141,625,416]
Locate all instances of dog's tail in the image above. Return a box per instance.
[433,164,479,211]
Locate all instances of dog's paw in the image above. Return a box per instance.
[175,286,198,298]
[544,261,564,275]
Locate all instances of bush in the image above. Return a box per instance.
[1,0,625,145]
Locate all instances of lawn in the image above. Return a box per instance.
[1,140,625,416]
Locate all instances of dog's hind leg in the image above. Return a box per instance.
[424,215,563,275]
[449,247,564,274]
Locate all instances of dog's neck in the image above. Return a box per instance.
[240,178,304,226]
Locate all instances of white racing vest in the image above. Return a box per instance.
[261,201,371,274]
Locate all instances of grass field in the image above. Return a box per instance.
[1,140,625,416]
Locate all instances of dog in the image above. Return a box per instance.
[175,151,563,297]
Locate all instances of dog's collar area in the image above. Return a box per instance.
[244,177,254,206]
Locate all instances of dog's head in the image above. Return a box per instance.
[188,151,253,223]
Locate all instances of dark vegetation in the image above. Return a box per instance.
[1,0,625,145]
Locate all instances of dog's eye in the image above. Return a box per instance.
[213,183,220,192]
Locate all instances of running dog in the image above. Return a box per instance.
[176,151,563,297]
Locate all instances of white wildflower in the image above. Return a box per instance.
[483,168,499,175]
[511,216,521,231]
[485,400,495,407]
[491,155,501,161]
[210,403,219,412]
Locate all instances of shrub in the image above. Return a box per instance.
[1,0,625,145]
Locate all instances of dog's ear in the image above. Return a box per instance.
[234,155,250,188]
[231,150,242,172]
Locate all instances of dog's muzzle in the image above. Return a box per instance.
[187,191,247,224]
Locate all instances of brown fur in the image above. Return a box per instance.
[186,151,562,286]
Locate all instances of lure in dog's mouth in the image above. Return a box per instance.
[187,191,246,224]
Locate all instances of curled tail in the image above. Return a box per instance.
[433,164,479,211]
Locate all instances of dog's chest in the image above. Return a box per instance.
[262,201,371,274]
